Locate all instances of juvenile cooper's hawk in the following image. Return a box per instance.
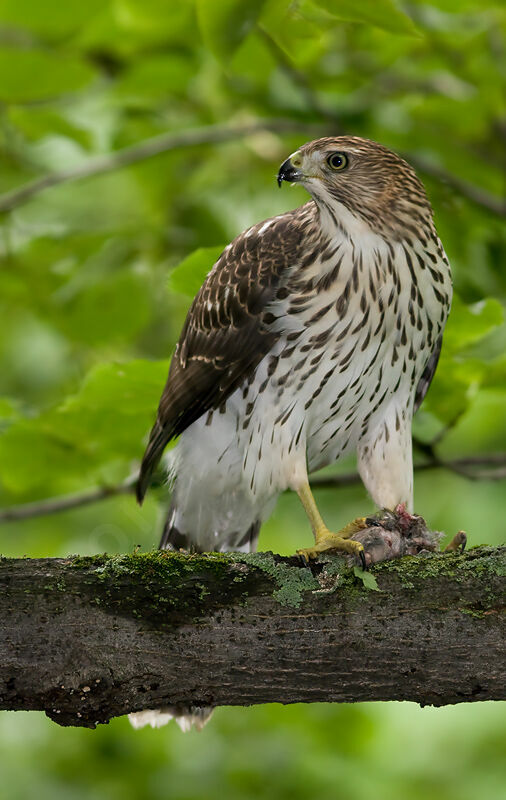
[131,136,452,730]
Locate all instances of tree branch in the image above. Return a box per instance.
[259,29,505,217]
[1,453,504,524]
[0,119,322,214]
[0,110,502,217]
[0,546,503,728]
[405,155,505,217]
[0,474,137,523]
[311,453,506,489]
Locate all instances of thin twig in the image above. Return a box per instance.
[0,475,137,523]
[311,454,506,488]
[260,28,505,217]
[1,454,505,525]
[0,108,502,218]
[258,28,344,133]
[0,119,322,214]
[406,155,505,216]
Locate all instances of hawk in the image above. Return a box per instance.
[130,136,452,730]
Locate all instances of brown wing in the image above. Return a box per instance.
[414,335,443,413]
[136,211,304,503]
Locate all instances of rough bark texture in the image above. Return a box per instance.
[0,546,504,728]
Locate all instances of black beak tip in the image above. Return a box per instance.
[277,158,299,188]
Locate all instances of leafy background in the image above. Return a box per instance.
[0,0,505,798]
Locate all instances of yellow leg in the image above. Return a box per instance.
[296,483,367,567]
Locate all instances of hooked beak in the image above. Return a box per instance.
[277,157,303,187]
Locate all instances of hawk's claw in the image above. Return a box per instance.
[359,549,367,571]
[296,528,366,564]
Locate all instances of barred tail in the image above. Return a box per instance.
[159,504,261,554]
[129,705,214,733]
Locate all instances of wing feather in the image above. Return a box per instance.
[414,335,443,414]
[136,211,304,503]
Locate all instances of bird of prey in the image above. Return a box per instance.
[130,136,452,730]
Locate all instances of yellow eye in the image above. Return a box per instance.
[326,152,348,171]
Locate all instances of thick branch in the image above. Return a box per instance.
[0,547,503,728]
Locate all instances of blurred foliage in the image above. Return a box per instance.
[0,0,504,798]
[2,702,506,800]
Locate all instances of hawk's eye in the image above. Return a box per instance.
[326,152,348,171]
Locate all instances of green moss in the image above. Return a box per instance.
[459,547,506,578]
[69,550,233,584]
[68,550,331,611]
[459,607,487,619]
[19,545,504,621]
[232,551,386,606]
[372,546,505,588]
[234,551,320,608]
[66,550,253,623]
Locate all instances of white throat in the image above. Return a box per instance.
[305,179,376,241]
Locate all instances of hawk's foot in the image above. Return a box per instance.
[338,516,369,539]
[297,525,366,568]
[295,483,368,567]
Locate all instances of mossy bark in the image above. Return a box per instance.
[0,546,504,728]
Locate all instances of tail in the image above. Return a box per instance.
[159,507,261,554]
[136,419,166,505]
[129,704,214,733]
[129,490,261,732]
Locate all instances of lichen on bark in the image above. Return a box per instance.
[0,546,504,727]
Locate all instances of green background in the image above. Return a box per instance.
[0,0,504,798]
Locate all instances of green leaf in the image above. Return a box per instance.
[0,360,169,496]
[168,246,225,297]
[0,419,90,495]
[8,107,92,149]
[0,48,96,103]
[482,354,506,389]
[417,296,503,425]
[56,360,170,465]
[197,0,266,63]
[0,397,19,429]
[443,297,504,354]
[62,360,169,419]
[115,0,194,39]
[54,271,152,346]
[421,357,480,427]
[313,0,419,36]
[114,54,194,106]
[0,0,104,39]
[260,0,324,61]
[353,566,381,591]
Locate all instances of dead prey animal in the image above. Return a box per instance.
[335,506,467,568]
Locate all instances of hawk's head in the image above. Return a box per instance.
[278,136,432,234]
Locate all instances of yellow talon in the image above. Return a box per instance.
[338,516,368,539]
[297,530,365,560]
[294,482,367,567]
